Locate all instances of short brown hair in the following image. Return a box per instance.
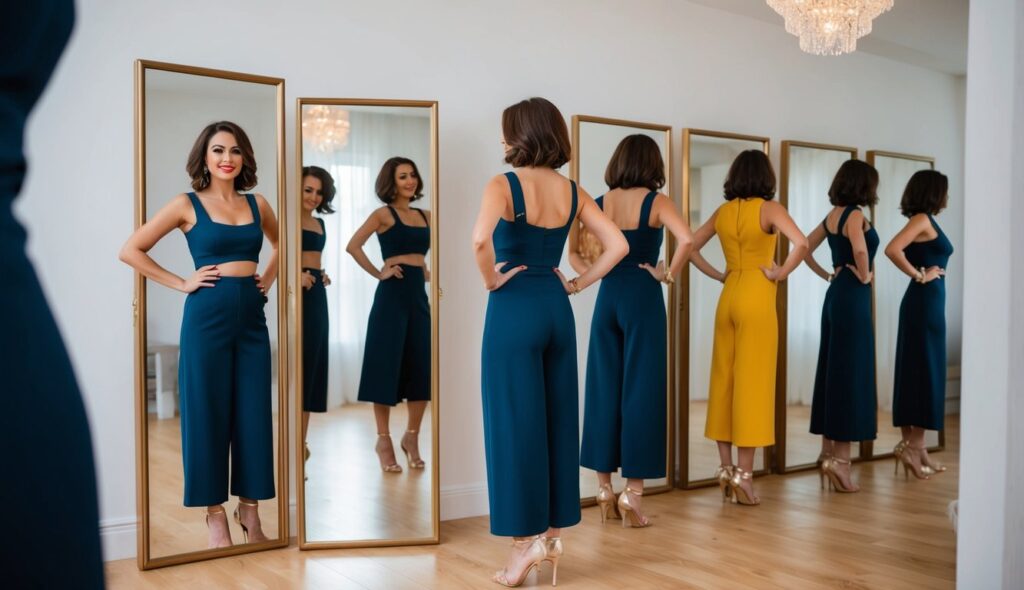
[605,134,665,191]
[375,157,424,204]
[502,97,571,169]
[723,150,775,201]
[900,169,948,216]
[828,159,879,207]
[302,165,336,214]
[186,121,258,192]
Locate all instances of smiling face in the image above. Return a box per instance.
[205,131,243,184]
[394,164,419,200]
[302,174,324,212]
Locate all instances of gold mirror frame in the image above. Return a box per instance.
[776,140,859,473]
[133,60,289,570]
[864,150,944,460]
[679,129,773,488]
[294,98,440,549]
[569,114,676,506]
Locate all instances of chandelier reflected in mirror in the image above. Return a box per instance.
[301,105,351,153]
[767,0,894,56]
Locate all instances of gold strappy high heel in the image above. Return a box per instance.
[729,467,760,506]
[596,483,621,523]
[544,536,563,587]
[400,429,426,469]
[714,465,734,501]
[617,486,651,528]
[205,506,232,548]
[376,433,403,473]
[492,536,551,587]
[817,453,832,490]
[233,499,259,543]
[896,442,931,480]
[823,456,859,493]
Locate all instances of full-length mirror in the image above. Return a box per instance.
[866,151,944,458]
[132,61,287,569]
[567,115,675,506]
[681,129,772,486]
[295,99,439,548]
[778,140,859,472]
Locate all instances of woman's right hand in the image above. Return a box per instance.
[379,264,405,281]
[921,266,945,283]
[488,262,526,291]
[843,264,874,285]
[181,265,219,293]
[301,270,315,290]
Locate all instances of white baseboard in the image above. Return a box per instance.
[440,482,489,521]
[100,517,137,562]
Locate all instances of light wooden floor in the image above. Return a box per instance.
[110,419,958,588]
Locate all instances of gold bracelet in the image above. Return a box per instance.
[568,277,581,295]
[660,273,675,285]
[915,267,926,283]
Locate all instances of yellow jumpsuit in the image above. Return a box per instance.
[704,198,778,448]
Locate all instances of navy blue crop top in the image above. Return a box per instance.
[493,172,577,268]
[183,192,263,268]
[302,217,326,252]
[378,206,429,259]
[904,214,954,270]
[824,206,879,269]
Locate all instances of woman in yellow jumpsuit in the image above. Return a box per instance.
[690,150,808,505]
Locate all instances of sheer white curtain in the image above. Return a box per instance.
[873,156,932,408]
[785,147,853,405]
[303,110,431,408]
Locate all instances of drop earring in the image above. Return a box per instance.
[202,166,210,185]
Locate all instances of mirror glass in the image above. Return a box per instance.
[569,118,674,501]
[140,65,285,563]
[782,143,860,470]
[298,101,437,545]
[869,153,942,455]
[684,131,771,484]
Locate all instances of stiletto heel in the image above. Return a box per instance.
[233,499,259,544]
[897,443,931,480]
[400,429,425,469]
[376,433,403,473]
[823,456,859,493]
[595,483,621,523]
[714,465,734,501]
[617,486,651,528]
[492,536,549,587]
[729,467,760,506]
[817,454,832,490]
[544,537,562,587]
[205,506,232,548]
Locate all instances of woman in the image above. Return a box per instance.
[347,156,431,473]
[571,134,693,527]
[120,121,278,548]
[4,2,105,586]
[884,169,953,479]
[689,150,808,506]
[803,160,880,493]
[300,166,335,463]
[473,97,628,587]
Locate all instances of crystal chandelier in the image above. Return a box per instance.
[301,105,351,153]
[767,0,894,56]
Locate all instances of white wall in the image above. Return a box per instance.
[958,0,1022,587]
[18,0,965,561]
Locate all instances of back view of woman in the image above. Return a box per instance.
[472,97,627,587]
[690,150,808,505]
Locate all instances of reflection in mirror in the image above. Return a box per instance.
[127,62,287,568]
[682,130,771,486]
[781,141,859,471]
[867,152,945,459]
[297,100,438,547]
[568,116,676,508]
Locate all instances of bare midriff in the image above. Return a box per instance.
[385,254,427,268]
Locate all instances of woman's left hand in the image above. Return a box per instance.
[639,260,667,282]
[760,261,785,282]
[553,268,576,295]
[844,264,873,285]
[321,270,332,287]
[254,273,273,295]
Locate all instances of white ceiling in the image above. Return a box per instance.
[686,0,969,76]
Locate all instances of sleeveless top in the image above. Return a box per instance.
[301,217,326,252]
[493,171,578,268]
[715,198,777,272]
[378,206,429,259]
[597,190,663,268]
[183,192,263,268]
[903,214,954,269]
[824,206,879,269]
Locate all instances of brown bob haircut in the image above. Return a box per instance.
[828,159,879,207]
[502,97,571,169]
[605,134,665,192]
[302,165,336,214]
[375,156,424,204]
[186,121,258,192]
[723,150,776,200]
[900,169,949,216]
